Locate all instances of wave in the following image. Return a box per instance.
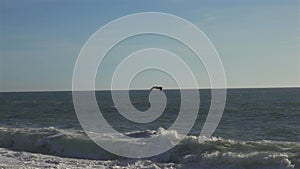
[0,126,299,168]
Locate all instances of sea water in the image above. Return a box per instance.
[0,88,299,168]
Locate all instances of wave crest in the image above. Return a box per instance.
[0,127,299,168]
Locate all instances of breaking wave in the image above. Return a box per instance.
[0,126,299,168]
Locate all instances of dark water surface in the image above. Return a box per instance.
[0,88,299,168]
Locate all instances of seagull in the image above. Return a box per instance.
[150,86,163,91]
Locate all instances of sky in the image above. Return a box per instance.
[0,0,299,91]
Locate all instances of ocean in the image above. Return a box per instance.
[0,88,299,168]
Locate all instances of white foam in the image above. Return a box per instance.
[0,126,299,168]
[0,148,178,169]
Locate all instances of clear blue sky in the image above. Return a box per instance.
[1,0,299,91]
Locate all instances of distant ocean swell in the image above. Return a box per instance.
[0,126,299,168]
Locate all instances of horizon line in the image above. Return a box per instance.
[1,86,299,93]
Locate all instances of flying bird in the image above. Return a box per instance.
[150,86,163,91]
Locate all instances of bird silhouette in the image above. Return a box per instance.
[150,86,163,91]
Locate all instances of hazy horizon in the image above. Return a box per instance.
[1,86,299,93]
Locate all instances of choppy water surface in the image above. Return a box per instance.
[0,88,299,168]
